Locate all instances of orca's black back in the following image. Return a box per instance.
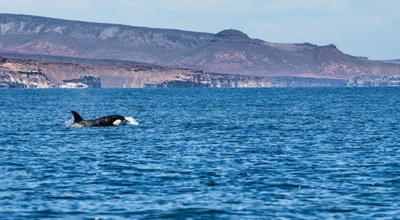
[84,115,126,127]
[70,111,126,127]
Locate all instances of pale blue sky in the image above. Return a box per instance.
[1,0,399,60]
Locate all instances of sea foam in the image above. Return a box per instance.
[125,117,139,125]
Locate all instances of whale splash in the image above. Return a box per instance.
[125,117,139,125]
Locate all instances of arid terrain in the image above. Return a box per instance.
[1,13,400,88]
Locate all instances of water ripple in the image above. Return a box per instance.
[1,88,400,218]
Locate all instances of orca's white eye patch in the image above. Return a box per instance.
[113,119,122,125]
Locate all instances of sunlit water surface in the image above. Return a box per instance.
[1,88,399,219]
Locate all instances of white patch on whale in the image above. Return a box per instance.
[113,119,122,126]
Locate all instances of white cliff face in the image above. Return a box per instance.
[0,69,101,88]
[347,75,400,87]
[59,82,89,88]
[0,70,54,88]
[0,56,272,88]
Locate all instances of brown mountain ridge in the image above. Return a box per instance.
[1,13,400,87]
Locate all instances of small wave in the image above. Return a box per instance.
[64,118,74,127]
[125,117,139,125]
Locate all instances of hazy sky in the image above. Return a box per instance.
[1,0,399,60]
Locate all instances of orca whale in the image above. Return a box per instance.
[70,111,127,127]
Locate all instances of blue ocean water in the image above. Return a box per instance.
[0,88,399,219]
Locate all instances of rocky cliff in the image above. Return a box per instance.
[0,69,54,88]
[347,75,400,87]
[267,76,346,87]
[1,13,400,82]
[0,56,271,88]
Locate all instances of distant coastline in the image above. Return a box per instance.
[1,13,400,88]
[0,55,271,88]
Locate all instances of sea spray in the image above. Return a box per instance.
[64,118,74,127]
[125,117,139,125]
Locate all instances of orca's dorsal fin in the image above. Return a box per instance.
[71,111,84,123]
